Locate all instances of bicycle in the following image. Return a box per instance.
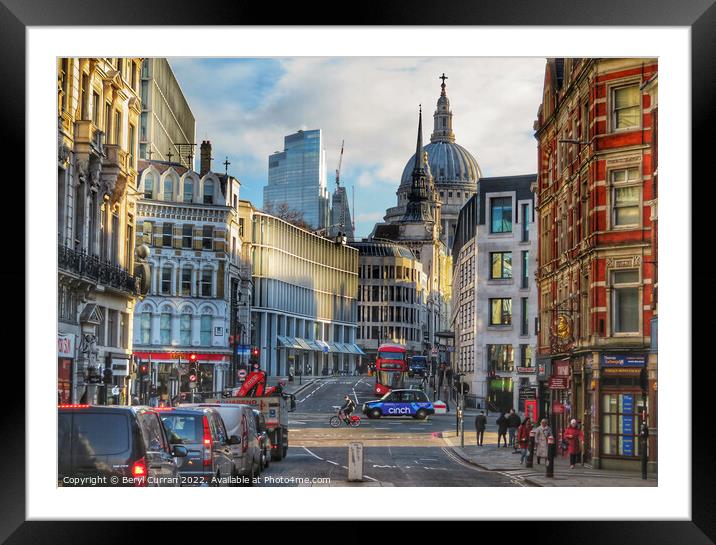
[329,408,361,428]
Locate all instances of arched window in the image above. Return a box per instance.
[164,177,174,200]
[200,314,212,345]
[184,178,194,203]
[160,312,171,345]
[144,174,154,199]
[203,180,214,204]
[140,312,151,344]
[180,313,192,345]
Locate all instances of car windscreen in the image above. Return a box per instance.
[71,413,130,456]
[160,414,202,444]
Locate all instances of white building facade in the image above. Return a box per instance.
[452,175,538,413]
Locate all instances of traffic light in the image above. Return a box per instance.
[138,362,149,377]
[102,367,114,384]
[188,355,198,388]
[249,347,260,369]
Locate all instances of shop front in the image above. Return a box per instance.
[57,333,75,404]
[549,358,572,436]
[487,376,513,414]
[593,353,648,471]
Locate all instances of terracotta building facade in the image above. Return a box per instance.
[534,58,658,472]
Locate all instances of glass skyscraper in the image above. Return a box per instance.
[264,129,330,230]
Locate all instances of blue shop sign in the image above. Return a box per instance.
[622,394,634,456]
[601,354,646,368]
[236,344,251,355]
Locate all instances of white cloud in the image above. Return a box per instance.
[171,57,546,236]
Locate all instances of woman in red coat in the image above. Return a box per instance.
[563,419,584,469]
[516,417,532,465]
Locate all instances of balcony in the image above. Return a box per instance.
[58,244,138,296]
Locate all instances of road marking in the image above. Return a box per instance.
[302,446,324,461]
[327,460,340,466]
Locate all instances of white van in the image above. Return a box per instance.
[180,403,262,485]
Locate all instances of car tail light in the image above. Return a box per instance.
[202,416,212,466]
[58,404,90,409]
[131,457,147,487]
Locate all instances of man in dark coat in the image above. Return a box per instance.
[507,409,521,450]
[475,411,487,446]
[496,413,509,447]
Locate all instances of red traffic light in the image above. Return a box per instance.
[189,353,197,362]
[139,363,149,375]
[251,347,260,357]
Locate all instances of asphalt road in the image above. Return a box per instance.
[256,376,523,487]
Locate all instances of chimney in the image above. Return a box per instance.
[200,140,212,175]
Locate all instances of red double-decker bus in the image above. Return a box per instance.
[374,343,408,396]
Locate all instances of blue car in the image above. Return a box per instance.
[362,389,434,420]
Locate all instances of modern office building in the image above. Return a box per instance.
[245,204,363,376]
[131,146,246,401]
[384,75,482,250]
[57,57,143,404]
[329,184,354,241]
[534,58,658,471]
[139,58,196,169]
[451,175,538,413]
[352,240,427,362]
[264,129,330,230]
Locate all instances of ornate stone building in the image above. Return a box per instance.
[57,58,143,404]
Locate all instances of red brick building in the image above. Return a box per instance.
[534,58,657,472]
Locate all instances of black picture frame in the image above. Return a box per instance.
[5,1,713,543]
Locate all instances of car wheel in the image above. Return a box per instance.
[263,449,270,469]
[371,408,382,419]
[415,409,428,420]
[271,430,284,461]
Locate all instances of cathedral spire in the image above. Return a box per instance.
[414,104,424,173]
[402,106,434,224]
[431,73,455,144]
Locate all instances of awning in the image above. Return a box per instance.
[349,343,366,355]
[277,336,294,348]
[333,342,349,354]
[294,337,314,351]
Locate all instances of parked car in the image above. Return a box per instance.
[180,403,261,484]
[158,407,236,487]
[58,404,187,487]
[252,409,271,471]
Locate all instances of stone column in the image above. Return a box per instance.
[191,314,201,347]
[260,312,268,372]
[171,313,180,346]
[150,312,161,345]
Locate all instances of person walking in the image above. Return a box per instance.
[496,412,508,447]
[517,417,533,464]
[475,411,487,446]
[563,418,584,469]
[507,409,521,450]
[534,418,553,464]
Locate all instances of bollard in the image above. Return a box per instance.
[348,442,364,482]
[546,435,556,478]
[460,413,465,448]
[456,406,462,436]
[640,421,649,480]
[526,430,536,468]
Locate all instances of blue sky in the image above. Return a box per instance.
[170,57,546,238]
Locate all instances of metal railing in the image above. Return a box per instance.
[58,244,138,295]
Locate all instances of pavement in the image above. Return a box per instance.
[441,431,657,487]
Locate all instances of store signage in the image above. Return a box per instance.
[553,359,570,377]
[58,334,75,358]
[519,387,537,400]
[549,376,569,390]
[236,344,251,355]
[551,401,565,414]
[603,366,641,376]
[601,354,646,368]
[516,367,535,374]
[622,394,634,456]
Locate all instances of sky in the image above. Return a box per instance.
[169,57,546,238]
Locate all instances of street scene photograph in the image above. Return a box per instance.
[56,55,658,489]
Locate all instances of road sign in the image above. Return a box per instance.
[111,386,120,396]
[431,347,438,355]
[238,369,247,380]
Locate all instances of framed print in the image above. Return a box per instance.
[4,0,714,543]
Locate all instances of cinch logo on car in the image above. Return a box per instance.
[387,407,412,414]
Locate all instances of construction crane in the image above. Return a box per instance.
[335,139,344,188]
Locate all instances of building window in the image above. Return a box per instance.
[490,252,512,279]
[131,61,138,90]
[161,267,172,295]
[162,223,173,247]
[107,309,117,347]
[521,298,528,336]
[163,177,174,201]
[91,92,100,126]
[140,313,151,345]
[180,314,191,345]
[521,203,529,241]
[160,313,171,345]
[202,225,213,250]
[239,218,244,237]
[203,180,214,204]
[201,269,212,297]
[521,251,529,289]
[142,221,152,245]
[611,269,640,333]
[181,268,192,296]
[200,315,212,346]
[612,84,640,130]
[611,167,641,227]
[490,197,512,233]
[128,125,135,167]
[487,344,514,373]
[520,344,533,367]
[601,392,646,457]
[490,298,512,326]
[113,111,121,145]
[182,224,193,248]
[184,179,193,203]
[119,312,129,349]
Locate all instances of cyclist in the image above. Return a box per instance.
[338,394,356,424]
